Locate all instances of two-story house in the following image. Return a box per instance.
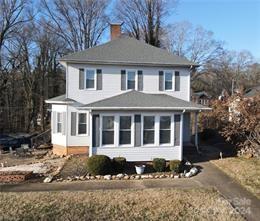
[46,24,210,161]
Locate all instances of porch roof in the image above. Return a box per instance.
[80,90,211,111]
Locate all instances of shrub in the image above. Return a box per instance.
[112,157,127,172]
[86,155,111,175]
[200,129,216,141]
[169,160,181,173]
[153,158,166,172]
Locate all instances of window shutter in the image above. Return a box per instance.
[97,69,102,90]
[52,111,57,134]
[79,68,85,90]
[137,70,143,91]
[134,115,141,146]
[175,71,180,91]
[71,112,77,136]
[159,71,164,91]
[62,112,66,135]
[92,115,100,147]
[174,114,181,146]
[121,70,126,90]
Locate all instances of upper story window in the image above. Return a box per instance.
[85,69,96,89]
[127,70,136,90]
[164,71,173,91]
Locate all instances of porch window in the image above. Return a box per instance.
[143,116,155,145]
[78,113,87,135]
[102,116,114,145]
[127,70,136,90]
[119,116,132,145]
[57,112,62,133]
[160,116,171,144]
[85,69,95,89]
[164,71,173,90]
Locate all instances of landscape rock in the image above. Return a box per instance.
[43,176,53,183]
[185,167,199,178]
[104,175,112,180]
[174,175,180,179]
[135,175,140,179]
[116,173,124,179]
[123,175,129,180]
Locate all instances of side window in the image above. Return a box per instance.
[57,112,62,133]
[85,69,95,89]
[78,113,87,135]
[127,70,136,90]
[164,71,173,91]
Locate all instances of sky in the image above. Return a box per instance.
[168,0,260,60]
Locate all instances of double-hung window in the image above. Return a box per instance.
[160,116,171,145]
[143,116,155,145]
[85,69,95,89]
[78,113,87,135]
[57,112,62,133]
[164,71,173,90]
[127,70,136,90]
[119,116,132,145]
[102,116,114,145]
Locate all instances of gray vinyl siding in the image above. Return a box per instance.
[137,70,143,91]
[175,71,180,91]
[174,114,181,146]
[97,69,102,90]
[71,112,77,136]
[159,71,163,91]
[134,115,141,147]
[121,70,126,90]
[92,114,100,147]
[79,68,85,89]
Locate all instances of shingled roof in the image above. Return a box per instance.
[60,37,197,67]
[80,90,210,111]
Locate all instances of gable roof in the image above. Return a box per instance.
[45,94,81,105]
[60,37,197,67]
[80,90,210,111]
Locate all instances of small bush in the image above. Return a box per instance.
[112,157,127,172]
[169,160,181,173]
[200,129,216,141]
[153,158,166,172]
[86,155,111,175]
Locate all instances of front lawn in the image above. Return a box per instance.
[0,188,242,221]
[212,157,260,198]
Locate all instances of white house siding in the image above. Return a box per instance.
[92,146,181,162]
[67,64,191,105]
[183,112,191,143]
[51,104,67,147]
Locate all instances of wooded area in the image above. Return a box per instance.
[0,0,259,133]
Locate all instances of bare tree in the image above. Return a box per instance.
[115,0,175,47]
[41,0,110,52]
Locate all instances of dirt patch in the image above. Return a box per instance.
[212,157,260,199]
[0,188,242,221]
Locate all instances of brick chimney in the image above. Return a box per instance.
[110,23,123,40]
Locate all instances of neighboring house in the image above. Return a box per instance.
[244,85,260,98]
[191,91,211,106]
[46,24,210,161]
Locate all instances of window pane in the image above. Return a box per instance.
[78,124,86,134]
[127,71,135,89]
[102,131,114,145]
[144,116,154,129]
[78,113,86,123]
[86,70,95,79]
[57,123,62,133]
[160,130,170,144]
[86,79,94,88]
[119,131,131,145]
[127,80,135,89]
[143,131,154,144]
[57,113,62,122]
[86,70,95,88]
[165,72,172,81]
[102,116,114,130]
[160,116,171,129]
[165,81,172,90]
[120,116,131,129]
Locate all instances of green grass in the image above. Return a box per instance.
[0,188,242,221]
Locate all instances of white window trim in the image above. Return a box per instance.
[141,115,156,147]
[84,68,97,90]
[159,115,174,147]
[126,69,138,90]
[100,114,116,148]
[56,112,62,134]
[118,114,134,147]
[163,70,175,91]
[76,111,88,136]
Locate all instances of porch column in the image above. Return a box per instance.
[194,112,199,153]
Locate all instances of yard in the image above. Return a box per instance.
[212,157,260,199]
[0,188,242,221]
